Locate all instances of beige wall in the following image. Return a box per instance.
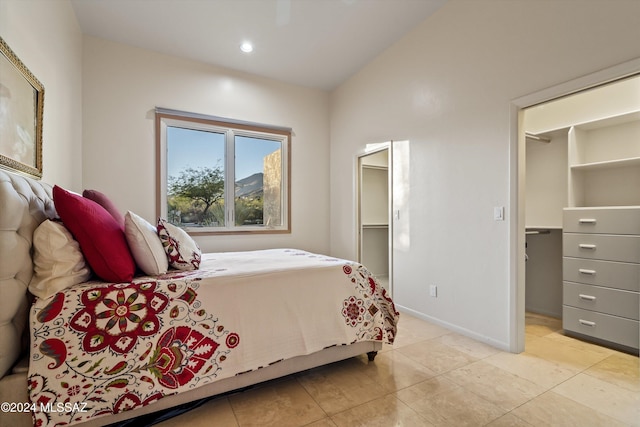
[329,0,640,349]
[82,37,331,254]
[0,0,83,189]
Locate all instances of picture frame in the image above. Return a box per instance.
[0,37,44,179]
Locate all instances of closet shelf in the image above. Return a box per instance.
[570,156,640,171]
[526,230,551,235]
[526,225,562,230]
[573,110,640,130]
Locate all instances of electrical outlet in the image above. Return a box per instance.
[429,285,437,297]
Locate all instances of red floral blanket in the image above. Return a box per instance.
[28,249,398,426]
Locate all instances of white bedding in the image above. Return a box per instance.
[28,249,398,426]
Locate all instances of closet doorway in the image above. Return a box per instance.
[512,60,640,354]
[357,144,393,295]
[522,74,640,354]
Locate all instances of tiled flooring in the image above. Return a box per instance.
[158,312,639,426]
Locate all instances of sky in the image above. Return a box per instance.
[167,126,280,181]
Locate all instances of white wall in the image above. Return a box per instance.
[0,0,83,189]
[525,132,567,229]
[82,36,331,254]
[329,0,640,349]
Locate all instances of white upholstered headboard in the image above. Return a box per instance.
[0,169,56,379]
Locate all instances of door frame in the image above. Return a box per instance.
[508,58,640,353]
[356,141,393,296]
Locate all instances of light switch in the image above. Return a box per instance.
[493,206,504,221]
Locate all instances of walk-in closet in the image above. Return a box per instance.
[523,74,640,354]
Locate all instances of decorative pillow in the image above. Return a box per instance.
[124,211,168,276]
[29,220,92,299]
[157,218,201,270]
[53,185,136,283]
[82,189,125,230]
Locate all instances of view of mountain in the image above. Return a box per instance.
[235,172,263,198]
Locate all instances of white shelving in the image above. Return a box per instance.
[568,112,640,208]
[362,224,388,229]
[570,156,640,171]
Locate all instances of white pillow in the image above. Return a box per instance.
[157,218,201,271]
[29,220,91,299]
[124,211,168,276]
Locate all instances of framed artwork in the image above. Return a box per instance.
[0,37,44,178]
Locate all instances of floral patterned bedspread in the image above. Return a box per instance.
[28,249,398,426]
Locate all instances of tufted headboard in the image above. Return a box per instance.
[0,169,56,379]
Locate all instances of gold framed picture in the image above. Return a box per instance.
[0,37,44,179]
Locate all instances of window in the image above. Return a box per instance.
[156,109,291,234]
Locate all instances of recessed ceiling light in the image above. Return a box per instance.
[240,42,253,53]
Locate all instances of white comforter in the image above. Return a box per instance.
[28,249,398,426]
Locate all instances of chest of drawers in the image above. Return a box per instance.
[563,207,640,352]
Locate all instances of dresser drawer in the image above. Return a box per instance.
[563,306,639,349]
[563,257,640,292]
[563,282,639,320]
[563,207,640,235]
[563,233,640,263]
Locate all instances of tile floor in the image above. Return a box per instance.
[158,312,639,427]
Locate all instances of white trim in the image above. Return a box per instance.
[155,107,292,133]
[397,306,510,352]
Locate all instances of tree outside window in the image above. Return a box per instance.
[156,110,290,235]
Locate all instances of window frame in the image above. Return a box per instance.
[155,108,291,235]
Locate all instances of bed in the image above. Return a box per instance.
[0,169,398,427]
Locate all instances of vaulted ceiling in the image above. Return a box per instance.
[71,0,447,90]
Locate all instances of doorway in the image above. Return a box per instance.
[357,144,392,295]
[510,58,640,353]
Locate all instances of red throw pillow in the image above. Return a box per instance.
[53,185,135,282]
[82,189,125,230]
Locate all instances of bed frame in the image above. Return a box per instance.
[0,169,380,427]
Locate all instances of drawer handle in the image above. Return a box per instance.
[579,319,596,327]
[579,269,596,275]
[579,294,596,301]
[579,244,596,250]
[578,218,597,224]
